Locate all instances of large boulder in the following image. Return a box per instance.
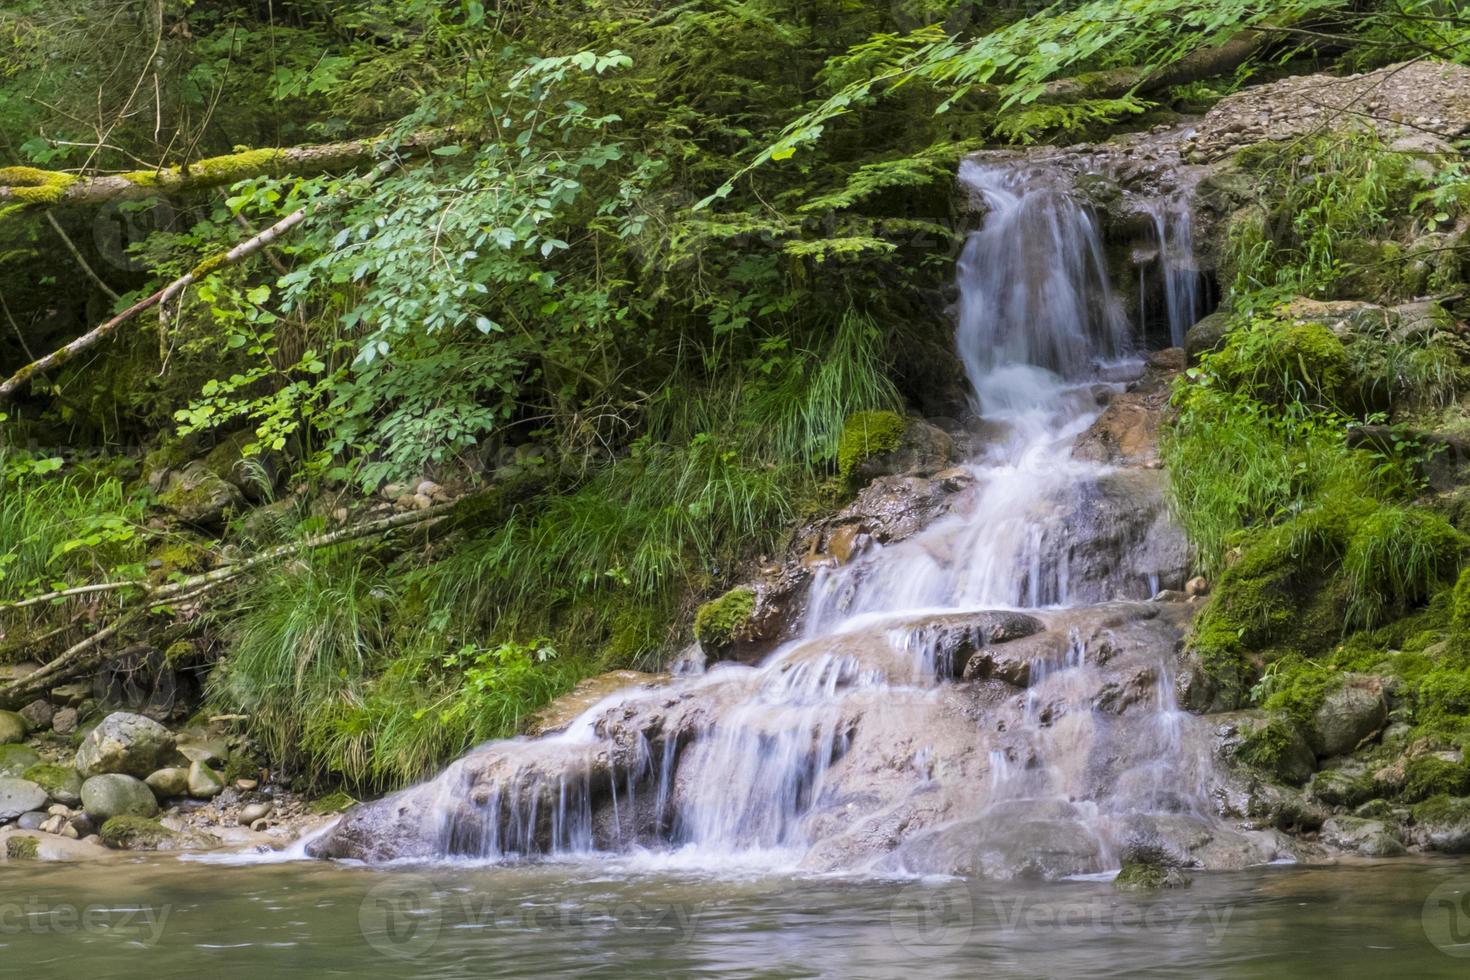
[0,778,49,822]
[157,461,243,528]
[840,413,955,482]
[1308,675,1388,758]
[80,773,160,822]
[75,712,178,778]
[0,710,27,744]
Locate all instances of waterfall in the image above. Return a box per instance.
[1142,197,1205,348]
[311,160,1289,877]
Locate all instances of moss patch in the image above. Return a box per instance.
[98,816,178,850]
[693,587,756,651]
[5,837,38,861]
[837,411,906,480]
[305,790,358,815]
[21,764,81,801]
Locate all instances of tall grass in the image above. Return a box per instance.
[211,308,902,788]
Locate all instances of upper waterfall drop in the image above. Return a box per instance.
[954,159,1131,396]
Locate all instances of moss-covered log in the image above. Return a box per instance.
[0,130,448,210]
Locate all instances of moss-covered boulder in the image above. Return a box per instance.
[157,461,243,528]
[21,764,81,806]
[693,587,757,656]
[0,710,27,744]
[836,411,952,482]
[1307,675,1387,758]
[1236,714,1317,785]
[1184,309,1232,365]
[1410,795,1470,853]
[98,815,222,852]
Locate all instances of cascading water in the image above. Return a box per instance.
[311,158,1297,877]
[1140,196,1207,348]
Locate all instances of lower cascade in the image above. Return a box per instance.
[310,160,1299,877]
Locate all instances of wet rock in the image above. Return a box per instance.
[0,710,27,744]
[1308,675,1387,758]
[98,814,220,852]
[527,671,669,737]
[75,711,178,778]
[849,417,955,482]
[0,778,49,822]
[1185,577,1209,597]
[145,767,191,799]
[80,773,160,822]
[1320,816,1406,857]
[1073,351,1180,466]
[1409,797,1470,853]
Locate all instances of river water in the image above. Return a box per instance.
[3,856,1470,977]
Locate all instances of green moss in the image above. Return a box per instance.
[222,751,265,785]
[98,815,177,850]
[1238,715,1309,781]
[21,764,80,800]
[0,166,78,205]
[147,538,212,580]
[305,790,357,815]
[837,411,906,480]
[1114,860,1188,890]
[1402,755,1470,802]
[693,587,756,651]
[1259,656,1337,726]
[1411,793,1470,825]
[5,837,38,861]
[1211,317,1351,408]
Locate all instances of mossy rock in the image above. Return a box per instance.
[0,710,27,744]
[1237,714,1317,785]
[157,462,244,528]
[5,836,39,861]
[21,764,81,805]
[305,790,358,815]
[1402,754,1470,803]
[837,411,907,481]
[97,815,220,852]
[1114,860,1191,891]
[1183,309,1232,365]
[693,587,757,654]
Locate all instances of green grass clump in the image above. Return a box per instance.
[837,410,906,480]
[693,587,756,651]
[1211,318,1350,408]
[1402,755,1470,803]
